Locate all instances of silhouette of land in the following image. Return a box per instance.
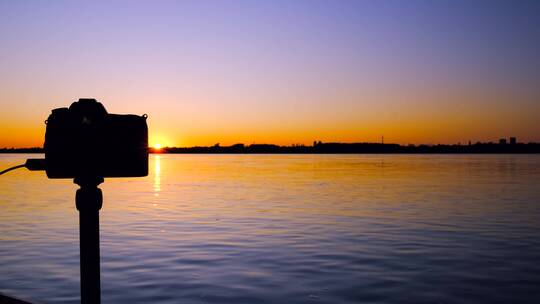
[0,147,44,153]
[3,138,540,154]
[0,293,34,304]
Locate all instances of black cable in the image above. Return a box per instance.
[0,164,26,175]
[0,159,46,175]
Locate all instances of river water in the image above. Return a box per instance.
[1,154,540,303]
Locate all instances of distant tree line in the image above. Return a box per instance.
[150,141,540,154]
[2,141,540,154]
[0,147,44,153]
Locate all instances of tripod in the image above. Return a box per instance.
[74,176,104,304]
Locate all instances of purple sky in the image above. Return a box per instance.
[1,0,539,147]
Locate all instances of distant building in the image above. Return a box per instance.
[510,137,517,145]
[499,138,507,145]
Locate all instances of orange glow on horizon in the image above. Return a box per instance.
[0,121,539,149]
[0,94,539,148]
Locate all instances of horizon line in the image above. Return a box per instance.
[1,138,539,151]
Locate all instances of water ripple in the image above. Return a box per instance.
[1,154,540,303]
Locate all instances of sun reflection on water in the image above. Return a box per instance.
[153,155,161,196]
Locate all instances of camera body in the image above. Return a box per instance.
[44,99,148,178]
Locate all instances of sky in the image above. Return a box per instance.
[1,0,539,148]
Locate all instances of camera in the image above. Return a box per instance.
[44,98,148,178]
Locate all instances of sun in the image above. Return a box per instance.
[153,143,162,150]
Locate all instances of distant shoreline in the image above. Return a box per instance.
[2,141,539,154]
